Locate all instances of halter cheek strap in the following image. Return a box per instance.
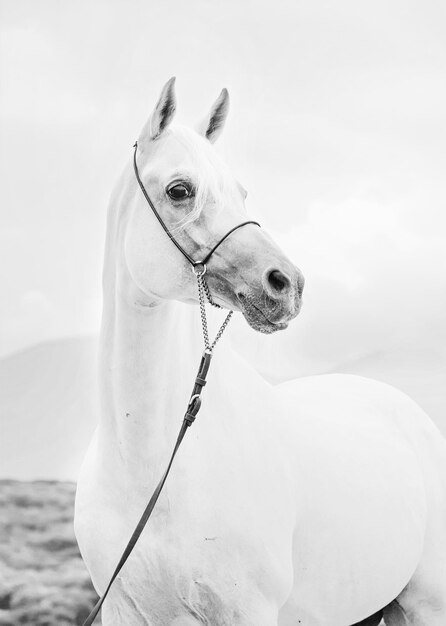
[132,142,260,270]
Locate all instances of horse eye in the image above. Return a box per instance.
[167,183,191,200]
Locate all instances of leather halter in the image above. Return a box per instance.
[82,144,261,625]
[132,141,260,271]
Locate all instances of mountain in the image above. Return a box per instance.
[0,337,99,481]
[0,336,444,480]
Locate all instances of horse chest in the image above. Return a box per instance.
[101,498,293,625]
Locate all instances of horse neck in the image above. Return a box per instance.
[97,164,271,485]
[101,297,204,465]
[97,173,205,480]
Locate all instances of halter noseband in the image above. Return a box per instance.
[132,142,260,274]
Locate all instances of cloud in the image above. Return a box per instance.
[0,0,445,368]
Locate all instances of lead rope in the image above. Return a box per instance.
[82,269,232,626]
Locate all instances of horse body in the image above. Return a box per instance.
[75,79,446,625]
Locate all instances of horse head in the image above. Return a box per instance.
[124,77,304,333]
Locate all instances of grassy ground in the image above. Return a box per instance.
[0,480,99,625]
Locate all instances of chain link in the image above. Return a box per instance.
[202,278,223,309]
[196,272,233,352]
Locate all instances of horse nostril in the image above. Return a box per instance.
[267,269,291,294]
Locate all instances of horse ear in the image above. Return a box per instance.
[140,77,177,143]
[199,88,230,143]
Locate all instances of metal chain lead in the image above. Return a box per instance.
[196,271,233,352]
[202,277,223,309]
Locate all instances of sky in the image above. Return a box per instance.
[0,0,445,374]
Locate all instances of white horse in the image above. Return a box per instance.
[75,78,446,626]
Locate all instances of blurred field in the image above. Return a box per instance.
[0,480,99,626]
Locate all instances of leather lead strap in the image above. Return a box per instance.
[82,424,187,625]
[82,143,260,625]
[82,352,213,626]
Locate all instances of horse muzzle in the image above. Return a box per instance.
[237,266,304,334]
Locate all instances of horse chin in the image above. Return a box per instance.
[244,314,289,334]
[237,295,291,334]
